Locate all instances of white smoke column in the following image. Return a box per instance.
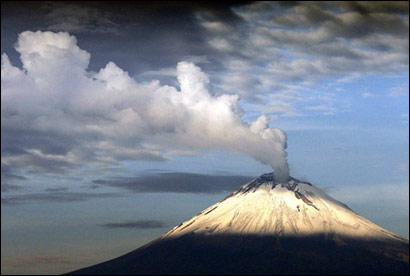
[249,115,289,182]
[1,31,290,181]
[174,62,290,182]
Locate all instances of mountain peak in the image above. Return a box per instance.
[163,173,407,242]
[68,172,409,275]
[237,172,311,194]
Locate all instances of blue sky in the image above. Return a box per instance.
[1,2,409,275]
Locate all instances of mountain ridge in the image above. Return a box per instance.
[162,173,407,242]
[66,173,409,275]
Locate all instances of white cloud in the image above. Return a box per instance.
[361,92,374,98]
[201,21,233,33]
[259,101,296,114]
[1,31,290,181]
[305,104,337,115]
[401,113,409,125]
[165,150,198,156]
[388,86,409,97]
[208,37,234,52]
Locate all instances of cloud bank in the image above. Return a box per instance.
[1,31,290,181]
[100,220,166,229]
[92,172,254,194]
[1,192,119,205]
[197,1,409,114]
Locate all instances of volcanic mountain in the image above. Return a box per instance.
[67,173,409,275]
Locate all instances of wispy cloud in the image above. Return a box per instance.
[165,150,198,156]
[92,172,254,194]
[1,192,119,205]
[198,1,409,116]
[100,220,166,229]
[305,104,337,115]
[361,92,375,98]
[1,183,24,192]
[1,162,28,182]
[388,86,409,97]
[401,113,409,124]
[44,187,69,192]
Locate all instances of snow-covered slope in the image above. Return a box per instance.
[163,173,406,243]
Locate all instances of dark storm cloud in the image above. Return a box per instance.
[100,220,166,229]
[92,172,254,194]
[1,192,119,205]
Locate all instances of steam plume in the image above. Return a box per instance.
[1,31,289,181]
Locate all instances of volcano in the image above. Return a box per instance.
[67,173,409,275]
